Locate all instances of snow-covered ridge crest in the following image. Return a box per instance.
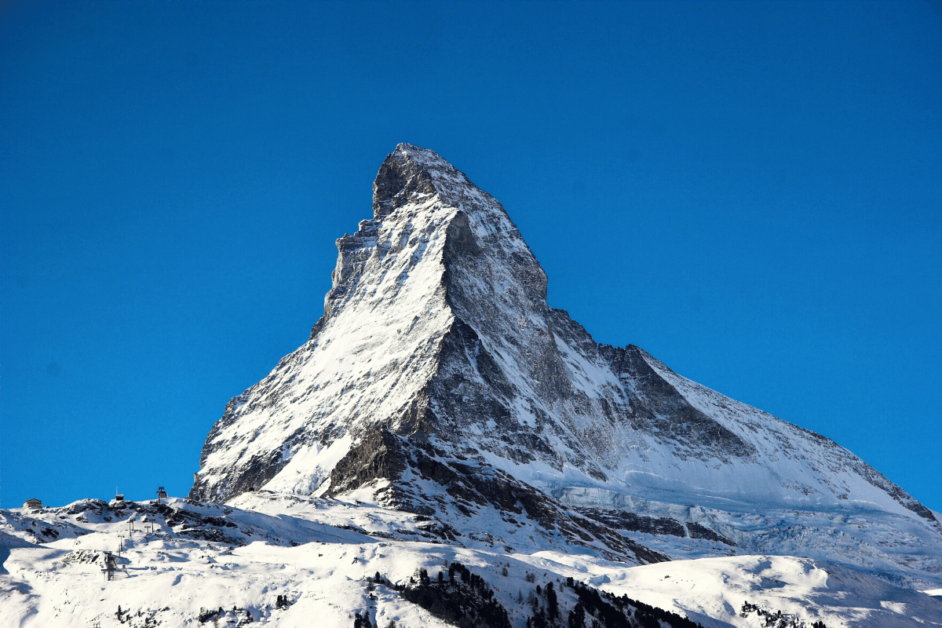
[189,143,938,575]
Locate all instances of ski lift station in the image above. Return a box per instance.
[111,489,126,507]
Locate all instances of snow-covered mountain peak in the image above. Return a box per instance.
[371,143,489,219]
[190,144,938,579]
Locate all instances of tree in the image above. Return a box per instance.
[546,582,558,620]
[568,602,586,628]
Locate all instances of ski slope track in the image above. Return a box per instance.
[3,144,940,626]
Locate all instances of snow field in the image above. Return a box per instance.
[3,496,942,627]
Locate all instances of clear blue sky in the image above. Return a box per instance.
[2,1,940,511]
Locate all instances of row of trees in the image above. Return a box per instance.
[357,563,511,628]
[741,601,827,628]
[356,563,712,628]
[402,563,512,628]
[565,577,703,628]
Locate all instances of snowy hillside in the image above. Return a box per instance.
[2,497,940,627]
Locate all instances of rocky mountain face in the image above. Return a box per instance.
[189,144,939,575]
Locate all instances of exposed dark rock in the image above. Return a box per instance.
[372,148,437,218]
[577,508,687,538]
[686,522,736,546]
[328,427,409,497]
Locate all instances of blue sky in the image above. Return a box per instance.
[1,1,940,511]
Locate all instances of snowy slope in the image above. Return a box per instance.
[532,552,942,628]
[2,498,940,627]
[0,497,685,627]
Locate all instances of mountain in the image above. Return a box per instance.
[3,144,941,628]
[189,144,940,583]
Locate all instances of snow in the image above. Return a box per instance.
[3,497,941,627]
[564,554,942,628]
[195,189,460,500]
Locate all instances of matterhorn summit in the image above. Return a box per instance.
[190,144,939,574]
